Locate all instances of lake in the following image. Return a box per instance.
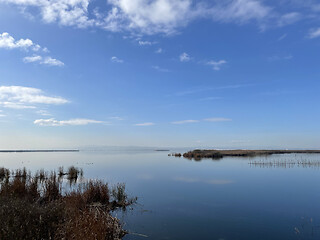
[1,148,320,240]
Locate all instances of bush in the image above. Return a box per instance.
[0,166,136,240]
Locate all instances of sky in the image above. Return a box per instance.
[0,0,320,149]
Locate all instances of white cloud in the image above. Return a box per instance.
[109,116,124,120]
[0,32,48,52]
[206,60,227,71]
[36,110,51,116]
[23,55,64,66]
[0,32,33,50]
[210,0,272,24]
[155,48,162,53]
[104,0,195,35]
[34,118,103,126]
[152,65,170,72]
[0,86,68,109]
[171,120,199,124]
[308,28,320,39]
[41,56,64,66]
[1,0,95,28]
[0,0,300,35]
[204,118,232,122]
[134,122,155,126]
[180,52,190,62]
[268,55,293,61]
[32,44,41,51]
[138,40,154,46]
[111,56,124,63]
[23,55,42,63]
[0,32,63,66]
[277,12,301,27]
[171,118,231,124]
[0,102,36,109]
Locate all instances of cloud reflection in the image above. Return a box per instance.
[174,177,233,185]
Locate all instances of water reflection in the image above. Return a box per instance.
[174,177,233,185]
[295,218,320,239]
[1,150,320,240]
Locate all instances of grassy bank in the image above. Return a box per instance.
[180,149,320,160]
[0,166,136,240]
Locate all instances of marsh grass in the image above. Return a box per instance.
[249,158,320,169]
[0,166,136,240]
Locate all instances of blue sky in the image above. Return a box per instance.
[0,0,320,149]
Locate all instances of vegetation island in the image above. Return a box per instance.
[171,149,320,160]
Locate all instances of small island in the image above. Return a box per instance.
[179,149,320,160]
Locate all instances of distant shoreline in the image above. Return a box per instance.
[176,149,320,160]
[0,150,79,153]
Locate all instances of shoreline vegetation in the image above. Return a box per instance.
[0,166,136,240]
[170,149,320,160]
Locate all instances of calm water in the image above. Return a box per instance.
[1,148,320,240]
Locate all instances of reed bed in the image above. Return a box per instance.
[0,166,137,240]
[249,158,320,169]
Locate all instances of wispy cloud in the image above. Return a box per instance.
[152,65,170,72]
[0,102,36,109]
[23,55,42,63]
[204,118,232,122]
[36,110,52,116]
[278,33,287,41]
[34,118,104,126]
[155,48,163,54]
[0,110,6,117]
[206,60,227,71]
[134,122,155,126]
[180,52,191,62]
[111,56,124,63]
[277,12,301,27]
[41,57,64,66]
[171,120,199,125]
[109,116,124,121]
[0,86,68,109]
[23,55,64,66]
[198,96,222,101]
[172,118,231,124]
[268,55,293,61]
[175,84,249,97]
[138,40,155,46]
[209,0,272,25]
[308,28,320,39]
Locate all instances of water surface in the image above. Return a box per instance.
[1,148,320,240]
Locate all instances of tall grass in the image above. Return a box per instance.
[0,166,136,240]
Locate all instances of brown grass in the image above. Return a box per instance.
[0,166,136,240]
